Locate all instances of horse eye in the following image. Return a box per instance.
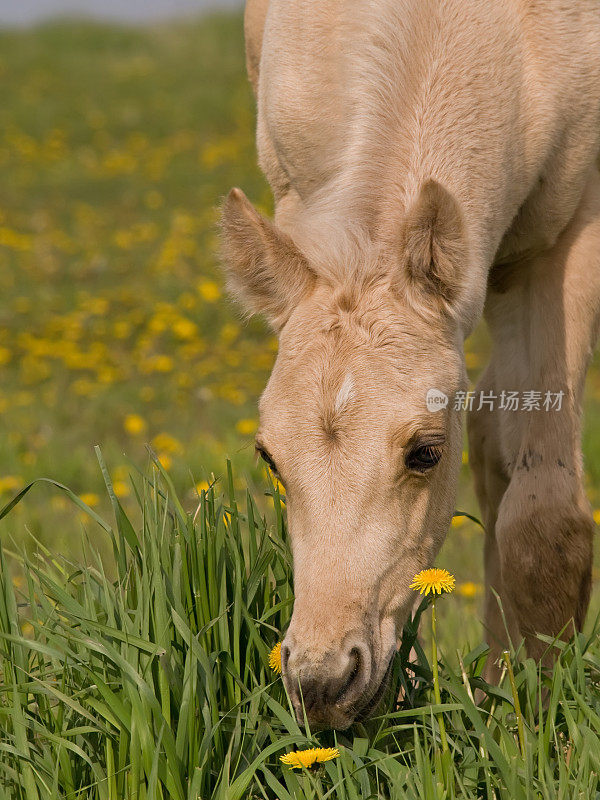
[256,446,279,475]
[405,443,443,473]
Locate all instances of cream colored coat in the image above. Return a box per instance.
[221,0,600,727]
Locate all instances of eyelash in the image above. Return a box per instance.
[405,442,444,473]
[255,446,279,476]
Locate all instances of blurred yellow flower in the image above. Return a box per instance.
[0,475,23,494]
[83,297,109,316]
[220,322,239,343]
[112,481,130,499]
[157,453,172,470]
[220,386,246,405]
[152,432,183,455]
[177,373,193,388]
[236,418,257,436]
[198,280,221,303]
[451,515,466,527]
[113,320,131,339]
[458,581,482,599]
[141,354,174,373]
[124,414,147,436]
[79,493,99,507]
[0,226,32,251]
[172,317,197,340]
[201,136,239,169]
[72,378,97,397]
[593,509,600,525]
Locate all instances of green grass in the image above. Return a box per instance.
[1,457,600,799]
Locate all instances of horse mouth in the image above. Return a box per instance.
[354,653,396,722]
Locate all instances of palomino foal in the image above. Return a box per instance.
[221,0,600,728]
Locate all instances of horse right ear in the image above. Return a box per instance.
[393,180,469,313]
[220,188,316,331]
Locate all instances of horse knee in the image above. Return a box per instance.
[496,482,593,655]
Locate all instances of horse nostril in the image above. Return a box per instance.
[334,646,362,703]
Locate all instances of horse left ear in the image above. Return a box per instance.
[394,180,468,311]
[220,188,316,330]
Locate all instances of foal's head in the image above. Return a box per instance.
[221,182,468,728]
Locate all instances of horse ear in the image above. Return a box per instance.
[220,188,315,330]
[394,180,468,312]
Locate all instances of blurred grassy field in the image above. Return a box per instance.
[0,12,599,646]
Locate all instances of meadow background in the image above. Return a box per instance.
[1,9,600,651]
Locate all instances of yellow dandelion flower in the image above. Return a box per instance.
[410,568,455,596]
[280,747,340,769]
[269,642,282,674]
